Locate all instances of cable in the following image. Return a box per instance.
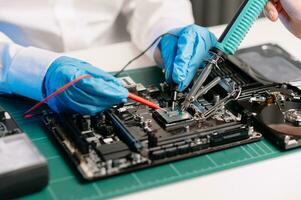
[114,33,178,77]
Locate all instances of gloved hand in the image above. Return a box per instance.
[265,0,301,39]
[44,56,128,115]
[157,24,217,91]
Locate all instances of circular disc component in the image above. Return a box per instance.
[259,102,301,137]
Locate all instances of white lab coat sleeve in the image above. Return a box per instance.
[126,0,194,58]
[0,32,59,101]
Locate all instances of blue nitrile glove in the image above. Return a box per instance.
[44,56,128,115]
[158,24,217,91]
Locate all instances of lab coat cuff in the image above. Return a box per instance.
[8,47,59,101]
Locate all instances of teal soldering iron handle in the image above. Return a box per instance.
[215,0,268,55]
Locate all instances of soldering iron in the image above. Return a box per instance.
[181,0,269,111]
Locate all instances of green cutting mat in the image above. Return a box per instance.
[2,67,296,200]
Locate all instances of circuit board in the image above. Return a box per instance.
[43,44,301,180]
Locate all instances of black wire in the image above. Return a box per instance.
[114,33,178,77]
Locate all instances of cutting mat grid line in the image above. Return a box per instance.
[2,66,297,200]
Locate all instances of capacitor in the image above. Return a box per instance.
[213,95,220,105]
[143,119,152,129]
[185,126,190,133]
[148,132,158,147]
[171,91,177,111]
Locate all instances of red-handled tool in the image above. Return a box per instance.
[128,92,161,110]
[23,75,161,119]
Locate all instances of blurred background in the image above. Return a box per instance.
[191,0,244,26]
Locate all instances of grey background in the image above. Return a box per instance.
[191,0,244,26]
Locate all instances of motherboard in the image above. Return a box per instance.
[43,44,301,180]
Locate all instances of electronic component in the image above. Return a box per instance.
[232,44,301,150]
[43,44,301,180]
[284,109,301,126]
[234,83,301,150]
[153,109,194,130]
[257,101,301,149]
[119,76,137,92]
[0,107,48,199]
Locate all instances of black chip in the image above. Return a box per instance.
[96,141,131,161]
